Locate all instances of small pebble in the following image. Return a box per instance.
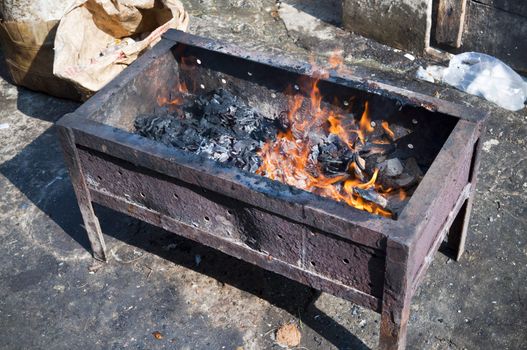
[407,144,414,149]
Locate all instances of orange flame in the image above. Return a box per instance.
[358,102,374,143]
[157,96,183,106]
[328,111,356,149]
[381,120,395,140]
[257,76,392,217]
[178,81,188,94]
[157,81,189,107]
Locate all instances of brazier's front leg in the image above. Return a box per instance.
[379,295,411,350]
[57,126,107,261]
[379,239,412,350]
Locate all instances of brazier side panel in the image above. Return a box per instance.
[77,146,386,297]
[402,120,480,286]
[304,231,386,297]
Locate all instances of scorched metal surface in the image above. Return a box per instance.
[56,30,488,350]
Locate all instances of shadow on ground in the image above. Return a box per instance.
[283,0,343,26]
[0,124,370,349]
[97,211,371,350]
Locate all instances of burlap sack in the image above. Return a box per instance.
[53,0,188,99]
[0,20,81,100]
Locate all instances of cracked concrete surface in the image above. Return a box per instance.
[0,1,526,349]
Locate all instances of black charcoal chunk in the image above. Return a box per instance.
[358,142,395,158]
[379,158,404,177]
[354,188,388,208]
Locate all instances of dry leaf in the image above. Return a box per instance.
[275,323,301,348]
[152,331,163,340]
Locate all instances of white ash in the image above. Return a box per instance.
[135,88,282,173]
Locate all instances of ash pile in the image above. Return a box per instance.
[135,89,284,172]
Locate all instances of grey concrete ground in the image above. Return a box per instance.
[0,1,526,349]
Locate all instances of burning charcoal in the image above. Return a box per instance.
[365,121,386,141]
[351,162,366,181]
[385,123,411,141]
[277,111,291,131]
[317,135,353,175]
[320,158,350,175]
[354,188,388,208]
[358,142,395,158]
[354,154,366,170]
[379,158,403,177]
[135,87,423,219]
[248,156,261,173]
[306,131,326,146]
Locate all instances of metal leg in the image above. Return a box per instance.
[447,135,483,261]
[57,126,107,261]
[446,196,473,261]
[379,239,412,350]
[379,298,411,350]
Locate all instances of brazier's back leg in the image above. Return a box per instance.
[57,126,107,261]
[446,197,473,261]
[446,136,483,261]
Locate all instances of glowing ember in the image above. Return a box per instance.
[157,81,188,107]
[256,75,394,217]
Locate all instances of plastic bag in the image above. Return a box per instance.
[53,0,189,99]
[417,52,527,111]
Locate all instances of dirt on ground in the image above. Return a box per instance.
[0,1,526,349]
